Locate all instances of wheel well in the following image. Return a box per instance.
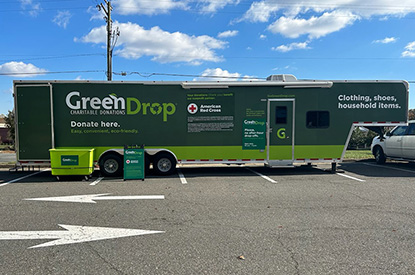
[146,150,177,163]
[98,149,177,166]
[99,151,122,163]
[372,145,384,155]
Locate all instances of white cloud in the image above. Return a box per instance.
[194,68,256,81]
[114,0,188,15]
[77,22,226,65]
[349,0,415,18]
[53,10,72,29]
[239,1,280,22]
[267,10,359,39]
[242,0,415,20]
[113,0,241,15]
[402,41,415,57]
[272,42,310,52]
[217,30,239,38]
[239,1,415,40]
[87,6,103,21]
[373,37,397,44]
[19,0,41,17]
[2,87,13,95]
[259,34,267,40]
[272,65,297,71]
[0,62,47,77]
[198,0,240,13]
[195,68,240,81]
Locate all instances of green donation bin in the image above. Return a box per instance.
[49,148,95,179]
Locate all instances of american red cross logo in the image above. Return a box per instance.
[187,103,198,114]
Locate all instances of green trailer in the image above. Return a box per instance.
[13,75,409,176]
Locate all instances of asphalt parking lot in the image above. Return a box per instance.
[1,161,415,275]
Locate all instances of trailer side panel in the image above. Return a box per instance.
[15,85,52,161]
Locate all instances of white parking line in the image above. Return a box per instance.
[315,167,366,182]
[177,169,187,184]
[363,162,415,174]
[246,168,277,183]
[0,169,50,187]
[90,177,104,186]
[336,173,366,182]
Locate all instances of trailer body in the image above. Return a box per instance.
[14,76,409,175]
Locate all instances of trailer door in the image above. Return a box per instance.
[15,84,53,161]
[267,99,295,164]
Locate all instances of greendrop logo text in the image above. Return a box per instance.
[66,91,176,122]
[244,119,265,126]
[62,158,77,163]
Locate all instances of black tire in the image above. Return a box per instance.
[153,153,176,175]
[99,154,123,177]
[374,146,386,164]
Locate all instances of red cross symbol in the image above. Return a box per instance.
[187,103,198,114]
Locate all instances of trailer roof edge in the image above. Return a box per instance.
[181,81,333,89]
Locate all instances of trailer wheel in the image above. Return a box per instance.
[99,154,123,177]
[153,153,176,175]
[374,146,386,164]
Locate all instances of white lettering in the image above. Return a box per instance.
[66,91,80,109]
[81,97,91,109]
[111,95,125,110]
[66,91,126,111]
[70,121,99,128]
[338,94,371,102]
[90,97,101,109]
[102,97,113,109]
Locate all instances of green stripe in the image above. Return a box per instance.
[156,145,345,160]
[56,145,345,161]
[156,146,266,160]
[293,145,344,159]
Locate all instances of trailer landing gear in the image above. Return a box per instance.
[331,162,337,173]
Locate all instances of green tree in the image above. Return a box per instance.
[4,110,15,147]
[409,109,415,120]
[348,127,377,149]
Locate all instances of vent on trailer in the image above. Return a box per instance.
[266,74,297,82]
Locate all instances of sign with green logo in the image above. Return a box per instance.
[242,118,266,150]
[123,147,145,180]
[61,155,79,166]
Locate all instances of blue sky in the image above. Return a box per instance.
[1,0,415,115]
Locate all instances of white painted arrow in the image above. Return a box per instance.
[0,224,164,249]
[24,193,165,203]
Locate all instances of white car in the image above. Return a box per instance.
[371,121,415,164]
